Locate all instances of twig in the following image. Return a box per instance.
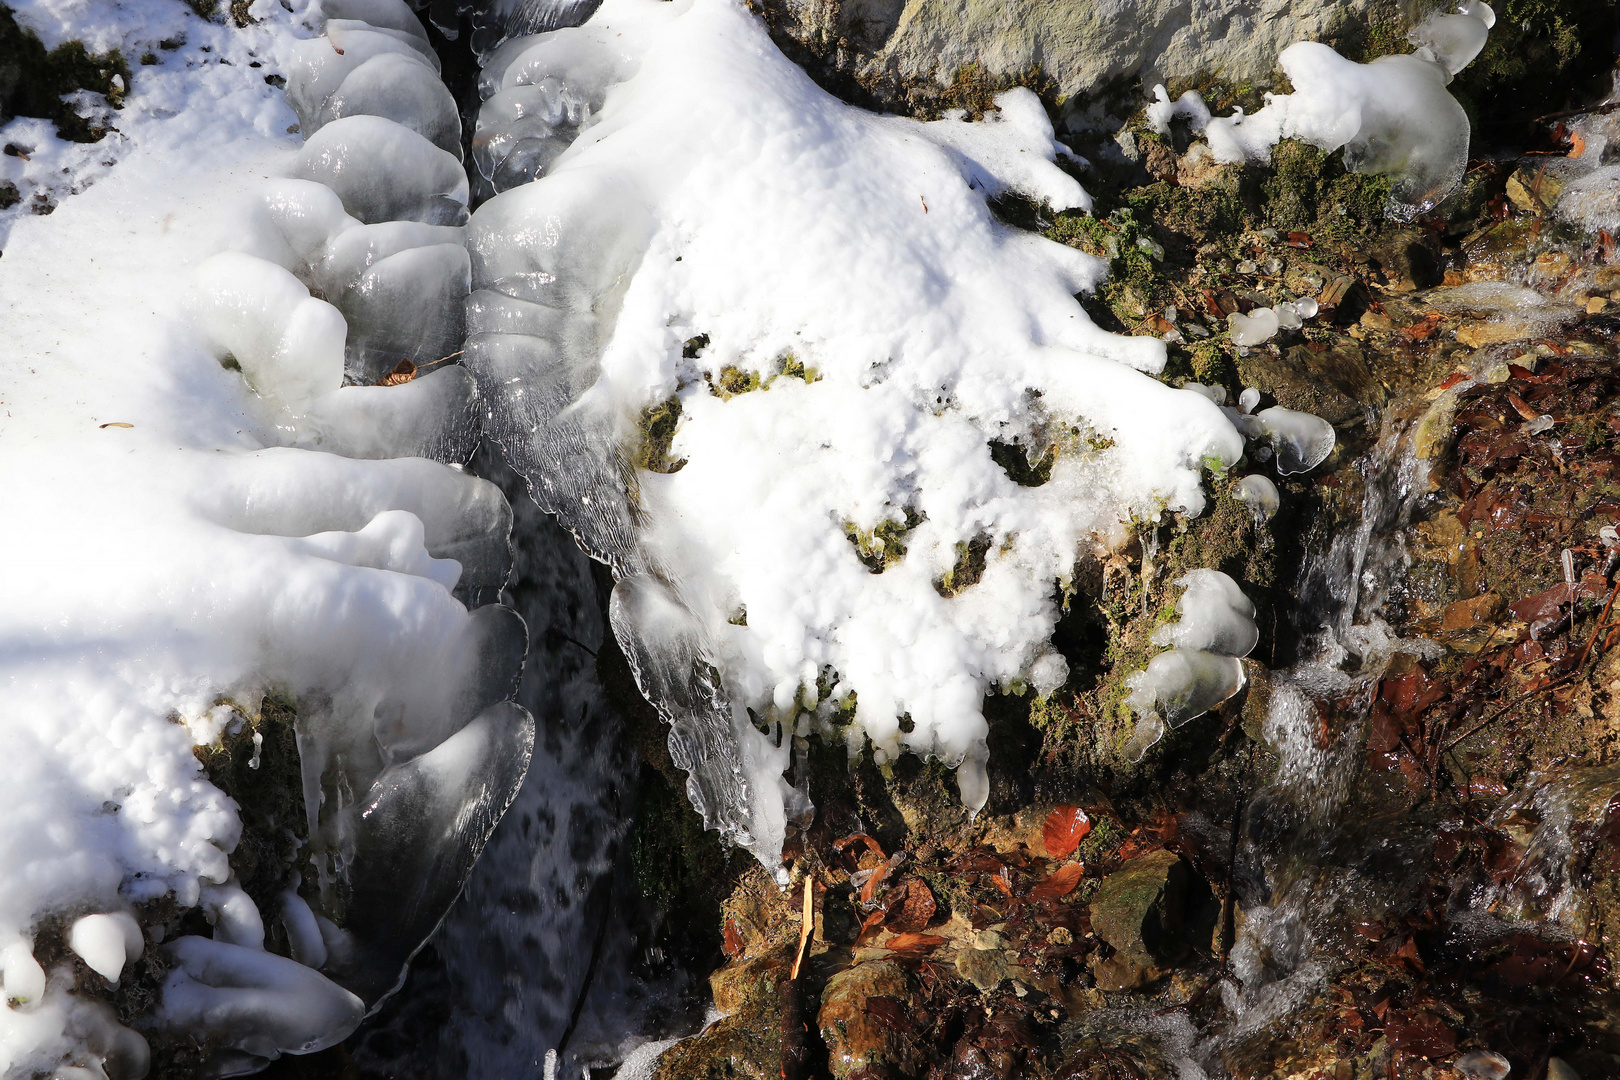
[780,877,815,1080]
[1533,100,1620,125]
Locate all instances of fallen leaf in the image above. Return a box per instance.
[1505,392,1539,421]
[721,918,745,958]
[1569,131,1587,159]
[990,867,1012,896]
[1438,372,1471,390]
[1031,862,1083,901]
[1384,1011,1454,1059]
[883,932,946,956]
[99,422,134,429]
[380,358,417,386]
[856,909,885,943]
[1042,805,1091,858]
[1286,231,1314,249]
[834,833,887,862]
[861,851,907,903]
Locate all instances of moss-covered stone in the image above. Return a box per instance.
[0,5,129,142]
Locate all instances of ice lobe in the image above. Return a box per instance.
[1126,570,1257,760]
[156,937,364,1062]
[1256,406,1337,475]
[66,914,143,984]
[1197,2,1494,212]
[466,0,1245,865]
[293,116,469,225]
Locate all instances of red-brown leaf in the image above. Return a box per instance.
[989,867,1013,896]
[834,833,887,861]
[883,932,946,956]
[1042,805,1091,857]
[1286,231,1314,249]
[722,918,745,958]
[1031,862,1084,901]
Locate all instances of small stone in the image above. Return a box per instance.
[818,961,914,1079]
[955,946,1023,992]
[1087,849,1189,969]
[709,951,788,1016]
[1588,296,1610,315]
[1547,1058,1581,1080]
[1506,165,1564,214]
[1047,926,1074,946]
[1359,310,1394,332]
[1440,593,1502,632]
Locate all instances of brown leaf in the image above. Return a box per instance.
[1286,231,1314,249]
[1384,1011,1454,1059]
[866,996,910,1032]
[1042,805,1091,858]
[380,358,417,386]
[883,932,946,956]
[855,909,886,943]
[99,422,134,429]
[721,918,746,958]
[989,867,1012,897]
[834,833,887,862]
[860,851,907,904]
[1506,392,1539,421]
[882,878,937,933]
[1031,862,1083,902]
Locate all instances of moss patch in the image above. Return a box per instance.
[0,5,129,142]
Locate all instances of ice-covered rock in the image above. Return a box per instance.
[1198,1,1495,212]
[465,0,1247,864]
[1151,570,1259,657]
[66,914,144,984]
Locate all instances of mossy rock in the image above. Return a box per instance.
[0,7,130,142]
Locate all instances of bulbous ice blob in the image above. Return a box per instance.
[1123,710,1167,763]
[1204,40,1476,211]
[156,936,364,1059]
[279,890,328,970]
[2,938,47,1005]
[372,602,527,761]
[1151,569,1259,657]
[1289,296,1318,319]
[1126,649,1247,728]
[1228,307,1280,346]
[297,366,482,463]
[285,30,439,133]
[1234,474,1280,519]
[1182,382,1227,405]
[206,449,514,597]
[67,913,143,982]
[1409,2,1494,77]
[474,79,593,185]
[234,180,355,276]
[294,116,469,226]
[1452,1050,1510,1080]
[319,53,463,159]
[200,880,265,949]
[192,252,347,413]
[326,701,535,1003]
[336,241,470,380]
[313,220,464,297]
[1238,386,1262,413]
[289,509,464,593]
[1275,303,1303,330]
[319,0,430,41]
[1256,405,1336,475]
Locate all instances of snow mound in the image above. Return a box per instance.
[467,0,1246,867]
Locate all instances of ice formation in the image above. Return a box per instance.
[0,0,532,1074]
[1125,570,1258,759]
[1158,2,1495,212]
[464,0,1248,866]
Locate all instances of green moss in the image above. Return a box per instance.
[935,534,990,597]
[0,6,131,142]
[1261,140,1391,241]
[934,61,1055,121]
[713,365,761,398]
[634,395,686,474]
[192,693,311,921]
[843,508,920,573]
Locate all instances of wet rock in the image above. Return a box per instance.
[1087,849,1189,971]
[954,942,1026,992]
[1547,1059,1581,1080]
[654,1011,778,1080]
[818,960,916,1079]
[1371,229,1445,292]
[1240,339,1381,427]
[1506,164,1565,215]
[711,950,789,1017]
